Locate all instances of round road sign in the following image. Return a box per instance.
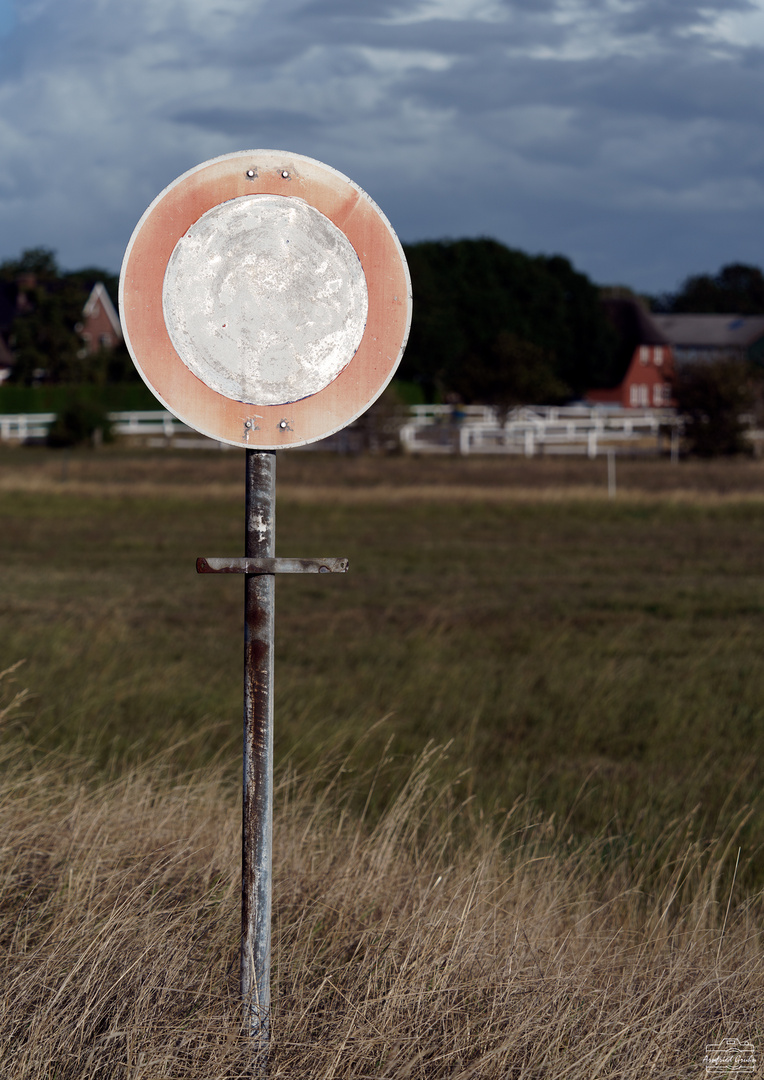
[119,150,412,449]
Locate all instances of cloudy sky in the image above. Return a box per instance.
[0,0,762,294]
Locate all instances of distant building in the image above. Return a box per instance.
[587,302,764,409]
[76,282,123,355]
[0,278,123,381]
[652,313,764,367]
[587,298,674,409]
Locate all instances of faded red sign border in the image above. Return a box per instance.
[119,150,412,448]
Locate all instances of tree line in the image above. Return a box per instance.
[652,263,764,315]
[398,242,764,405]
[0,247,132,385]
[398,239,626,407]
[3,242,764,430]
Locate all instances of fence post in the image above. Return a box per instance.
[607,450,616,498]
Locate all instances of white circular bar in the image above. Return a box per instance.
[162,194,368,407]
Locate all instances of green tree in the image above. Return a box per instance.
[8,276,88,384]
[541,255,622,390]
[453,332,568,419]
[46,394,113,448]
[0,246,60,281]
[1,247,125,385]
[673,358,757,456]
[400,238,620,404]
[654,263,764,315]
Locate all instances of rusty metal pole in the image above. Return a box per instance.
[196,465,347,1071]
[242,447,275,1063]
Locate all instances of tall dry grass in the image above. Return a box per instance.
[1,671,762,1078]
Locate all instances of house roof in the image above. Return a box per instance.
[83,282,122,339]
[652,314,764,348]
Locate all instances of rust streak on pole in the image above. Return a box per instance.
[242,448,275,1067]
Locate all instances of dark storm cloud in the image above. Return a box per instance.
[300,0,417,16]
[172,106,324,138]
[0,0,763,291]
[611,0,756,36]
[295,16,519,53]
[398,43,764,125]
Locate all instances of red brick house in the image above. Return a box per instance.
[0,277,123,381]
[76,282,122,354]
[587,300,764,410]
[587,298,674,409]
[587,343,674,408]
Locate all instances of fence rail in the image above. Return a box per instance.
[0,413,58,441]
[400,405,680,458]
[0,410,225,447]
[0,404,683,457]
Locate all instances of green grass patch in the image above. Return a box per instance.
[0,382,158,413]
[2,451,764,885]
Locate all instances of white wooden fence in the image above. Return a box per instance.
[0,410,226,447]
[0,413,57,442]
[400,404,680,458]
[0,404,681,457]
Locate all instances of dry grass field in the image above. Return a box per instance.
[5,444,764,500]
[2,686,762,1079]
[1,446,764,1077]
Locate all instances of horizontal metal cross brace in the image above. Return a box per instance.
[196,556,349,575]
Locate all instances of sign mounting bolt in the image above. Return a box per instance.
[246,168,257,179]
[281,170,290,179]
